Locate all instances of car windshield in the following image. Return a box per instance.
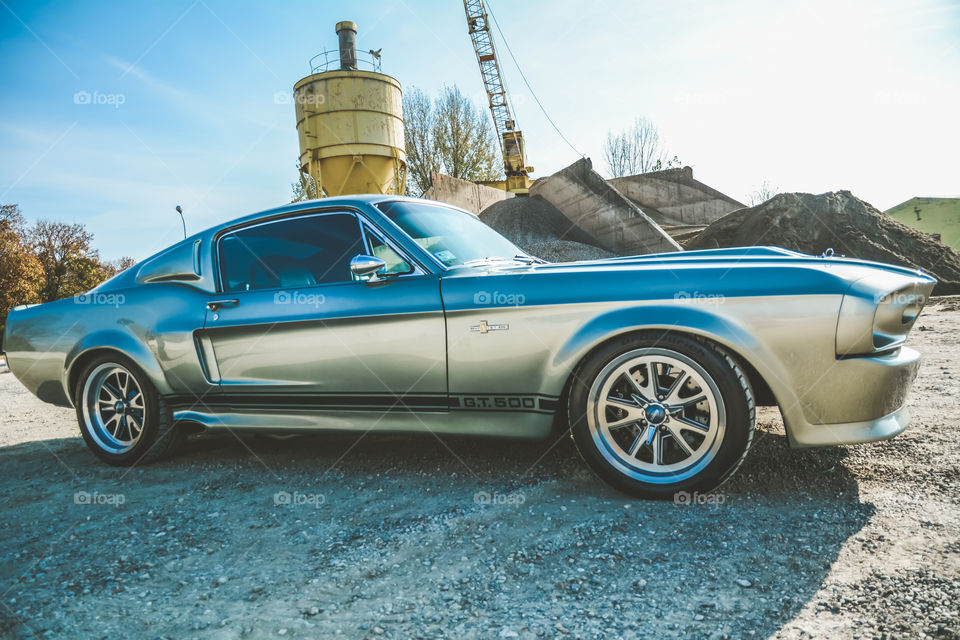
[376,200,524,268]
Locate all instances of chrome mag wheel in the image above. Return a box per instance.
[81,363,146,454]
[586,348,726,484]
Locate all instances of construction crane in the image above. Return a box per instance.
[463,0,533,194]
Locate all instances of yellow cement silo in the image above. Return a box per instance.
[294,21,406,197]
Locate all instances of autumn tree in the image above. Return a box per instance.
[29,220,107,302]
[0,205,43,342]
[102,256,137,278]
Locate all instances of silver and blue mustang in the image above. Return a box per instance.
[2,196,935,498]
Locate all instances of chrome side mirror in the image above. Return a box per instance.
[350,254,386,282]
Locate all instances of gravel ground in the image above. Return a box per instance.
[1,299,958,639]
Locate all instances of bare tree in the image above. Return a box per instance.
[748,181,779,206]
[290,160,319,202]
[603,117,676,177]
[403,85,502,195]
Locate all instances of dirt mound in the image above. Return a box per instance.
[523,240,615,262]
[687,191,960,295]
[480,196,612,262]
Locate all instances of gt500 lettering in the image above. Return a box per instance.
[459,396,537,410]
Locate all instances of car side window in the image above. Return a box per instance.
[365,228,413,276]
[218,213,364,292]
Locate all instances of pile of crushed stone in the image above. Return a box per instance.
[686,191,960,295]
[479,196,614,262]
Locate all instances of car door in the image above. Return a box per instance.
[198,209,447,412]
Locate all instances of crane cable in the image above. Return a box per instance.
[484,0,585,159]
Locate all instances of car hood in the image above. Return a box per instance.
[443,246,936,304]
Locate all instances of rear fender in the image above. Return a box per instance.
[64,330,172,405]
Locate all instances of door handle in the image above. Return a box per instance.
[206,299,239,311]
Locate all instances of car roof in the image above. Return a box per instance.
[200,194,474,235]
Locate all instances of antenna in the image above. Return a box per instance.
[175,205,186,239]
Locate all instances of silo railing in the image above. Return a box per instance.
[308,49,382,75]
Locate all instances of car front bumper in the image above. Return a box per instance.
[783,345,921,447]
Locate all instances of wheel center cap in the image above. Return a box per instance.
[115,401,126,413]
[644,404,667,425]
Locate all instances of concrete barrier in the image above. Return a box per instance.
[530,158,681,255]
[423,171,512,215]
[610,167,744,227]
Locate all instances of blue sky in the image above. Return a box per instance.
[1,0,958,261]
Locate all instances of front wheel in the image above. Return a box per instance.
[74,354,182,466]
[568,333,755,499]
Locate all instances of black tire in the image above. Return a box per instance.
[568,332,755,499]
[73,353,183,466]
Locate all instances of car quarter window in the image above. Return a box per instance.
[364,227,414,275]
[218,213,364,292]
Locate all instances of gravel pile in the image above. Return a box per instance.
[480,197,614,262]
[687,191,960,295]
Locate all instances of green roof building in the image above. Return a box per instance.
[885,197,960,249]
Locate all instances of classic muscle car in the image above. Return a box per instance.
[2,196,936,498]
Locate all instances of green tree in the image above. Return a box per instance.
[403,87,440,196]
[403,85,502,195]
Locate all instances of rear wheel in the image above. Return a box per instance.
[74,354,182,466]
[568,333,754,499]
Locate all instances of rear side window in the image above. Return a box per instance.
[218,213,364,292]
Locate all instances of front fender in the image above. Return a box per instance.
[551,300,793,402]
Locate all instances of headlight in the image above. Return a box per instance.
[836,274,933,357]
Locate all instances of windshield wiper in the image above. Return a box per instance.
[462,255,545,267]
[462,256,511,266]
[513,254,547,264]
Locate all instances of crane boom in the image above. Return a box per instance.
[462,0,533,193]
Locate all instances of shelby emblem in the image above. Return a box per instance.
[470,321,509,334]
